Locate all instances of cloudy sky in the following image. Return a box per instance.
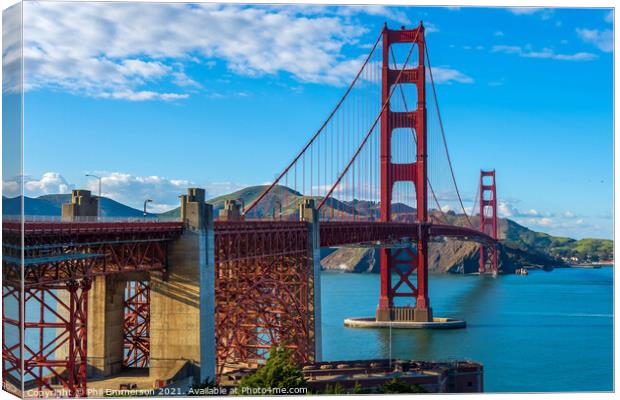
[2,3,613,239]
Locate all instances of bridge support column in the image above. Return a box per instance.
[479,170,498,274]
[414,224,432,322]
[150,188,216,385]
[376,23,433,323]
[86,276,126,377]
[300,199,322,362]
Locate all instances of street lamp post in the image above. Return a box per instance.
[85,174,102,219]
[144,199,153,218]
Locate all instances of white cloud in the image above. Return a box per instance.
[604,10,613,23]
[428,66,473,84]
[85,172,192,211]
[492,45,597,61]
[3,177,21,198]
[117,60,171,80]
[498,201,552,219]
[95,90,189,101]
[576,28,613,53]
[18,173,75,197]
[337,5,411,26]
[508,7,541,15]
[495,200,613,239]
[2,4,23,93]
[508,7,553,20]
[9,2,382,100]
[494,31,504,37]
[14,171,249,212]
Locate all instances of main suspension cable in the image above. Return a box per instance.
[244,30,383,216]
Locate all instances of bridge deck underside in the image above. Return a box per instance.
[2,221,183,287]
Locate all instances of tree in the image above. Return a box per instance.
[323,383,346,394]
[380,378,427,394]
[353,381,364,394]
[239,347,307,392]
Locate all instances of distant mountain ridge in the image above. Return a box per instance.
[3,194,155,218]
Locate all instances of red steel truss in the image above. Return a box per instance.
[214,221,315,376]
[1,222,180,396]
[123,281,150,368]
[2,283,22,396]
[2,221,182,288]
[0,280,90,397]
[479,170,498,273]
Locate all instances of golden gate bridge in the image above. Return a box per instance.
[2,22,498,397]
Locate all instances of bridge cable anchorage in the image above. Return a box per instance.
[317,28,421,211]
[389,47,450,226]
[243,30,383,217]
[425,43,474,228]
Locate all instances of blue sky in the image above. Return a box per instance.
[2,3,614,239]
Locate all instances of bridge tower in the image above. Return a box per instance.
[376,23,432,322]
[479,170,498,273]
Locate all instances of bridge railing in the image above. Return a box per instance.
[3,215,181,223]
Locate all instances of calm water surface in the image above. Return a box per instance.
[320,267,613,392]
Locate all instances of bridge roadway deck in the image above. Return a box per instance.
[2,220,495,286]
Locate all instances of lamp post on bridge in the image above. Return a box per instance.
[144,199,153,218]
[85,174,102,219]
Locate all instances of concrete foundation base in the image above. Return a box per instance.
[344,316,466,329]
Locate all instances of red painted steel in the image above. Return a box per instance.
[378,23,430,318]
[0,280,90,397]
[214,221,315,376]
[2,222,181,287]
[479,170,498,273]
[123,281,150,368]
[1,223,180,396]
[2,283,21,396]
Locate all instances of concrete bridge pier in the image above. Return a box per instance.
[300,199,323,362]
[61,189,98,220]
[150,188,216,385]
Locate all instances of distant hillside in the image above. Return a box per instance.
[3,194,154,218]
[160,185,303,219]
[3,196,61,216]
[161,185,417,221]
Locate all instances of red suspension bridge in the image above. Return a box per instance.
[2,22,498,397]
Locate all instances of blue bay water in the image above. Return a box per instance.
[320,267,613,392]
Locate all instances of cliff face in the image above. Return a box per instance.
[321,238,558,275]
[321,247,379,273]
[321,241,482,274]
